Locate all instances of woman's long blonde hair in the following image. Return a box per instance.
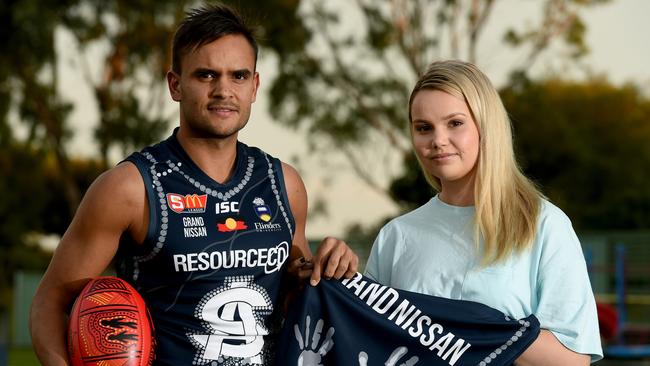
[409,60,543,264]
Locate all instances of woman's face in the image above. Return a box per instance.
[410,89,480,192]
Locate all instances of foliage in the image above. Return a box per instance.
[0,142,103,311]
[502,77,650,230]
[62,0,192,162]
[389,153,435,211]
[265,0,610,196]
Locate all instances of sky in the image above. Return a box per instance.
[55,0,650,240]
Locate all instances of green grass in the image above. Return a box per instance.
[9,347,40,366]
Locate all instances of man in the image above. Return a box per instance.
[29,3,358,365]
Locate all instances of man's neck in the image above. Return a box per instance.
[176,127,239,184]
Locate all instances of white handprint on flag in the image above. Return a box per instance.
[294,315,335,366]
[358,346,419,366]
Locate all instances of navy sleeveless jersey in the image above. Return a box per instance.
[116,130,295,366]
[276,273,540,366]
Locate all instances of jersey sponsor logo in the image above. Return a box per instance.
[253,222,282,232]
[217,217,248,232]
[215,201,239,215]
[341,273,471,364]
[183,217,208,238]
[188,276,272,364]
[252,197,271,222]
[167,193,207,214]
[172,241,290,274]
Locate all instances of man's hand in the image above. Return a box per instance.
[310,237,358,286]
[287,255,315,281]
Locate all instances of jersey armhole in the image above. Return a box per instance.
[272,158,296,237]
[121,154,157,245]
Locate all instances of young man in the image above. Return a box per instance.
[29,3,358,365]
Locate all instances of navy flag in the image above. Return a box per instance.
[276,273,540,366]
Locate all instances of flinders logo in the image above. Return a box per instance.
[254,221,282,232]
[255,222,282,231]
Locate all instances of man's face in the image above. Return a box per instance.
[167,34,259,139]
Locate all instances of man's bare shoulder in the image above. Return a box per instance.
[96,161,143,192]
[81,161,145,212]
[280,162,304,188]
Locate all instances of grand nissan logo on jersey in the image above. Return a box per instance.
[167,193,208,214]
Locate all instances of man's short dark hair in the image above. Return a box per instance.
[171,2,259,74]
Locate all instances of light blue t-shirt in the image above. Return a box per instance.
[365,195,603,362]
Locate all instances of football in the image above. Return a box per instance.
[68,276,155,366]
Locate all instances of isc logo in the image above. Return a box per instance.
[215,201,239,214]
[167,193,208,214]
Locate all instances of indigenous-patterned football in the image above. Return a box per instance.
[68,276,155,366]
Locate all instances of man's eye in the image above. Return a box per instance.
[198,71,215,79]
[233,72,247,80]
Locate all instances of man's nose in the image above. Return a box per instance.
[210,78,233,99]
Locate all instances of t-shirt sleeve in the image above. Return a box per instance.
[364,223,400,285]
[535,204,603,362]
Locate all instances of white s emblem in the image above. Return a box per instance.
[189,276,273,365]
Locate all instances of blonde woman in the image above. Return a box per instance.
[365,60,602,364]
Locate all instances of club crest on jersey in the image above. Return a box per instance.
[252,197,272,222]
[167,193,207,214]
[188,276,272,365]
[217,218,248,232]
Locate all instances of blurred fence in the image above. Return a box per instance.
[582,231,650,326]
[11,272,40,348]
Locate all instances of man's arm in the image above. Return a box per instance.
[29,162,147,366]
[515,330,591,366]
[281,162,358,286]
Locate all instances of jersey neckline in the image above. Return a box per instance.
[165,127,249,190]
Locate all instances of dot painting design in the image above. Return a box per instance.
[476,318,532,366]
[173,156,255,201]
[131,152,170,281]
[262,153,292,235]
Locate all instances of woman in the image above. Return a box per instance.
[365,60,602,364]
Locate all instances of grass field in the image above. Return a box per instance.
[9,347,39,366]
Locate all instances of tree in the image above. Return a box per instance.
[1,0,84,217]
[265,0,610,197]
[502,77,650,230]
[60,0,194,165]
[0,142,103,313]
